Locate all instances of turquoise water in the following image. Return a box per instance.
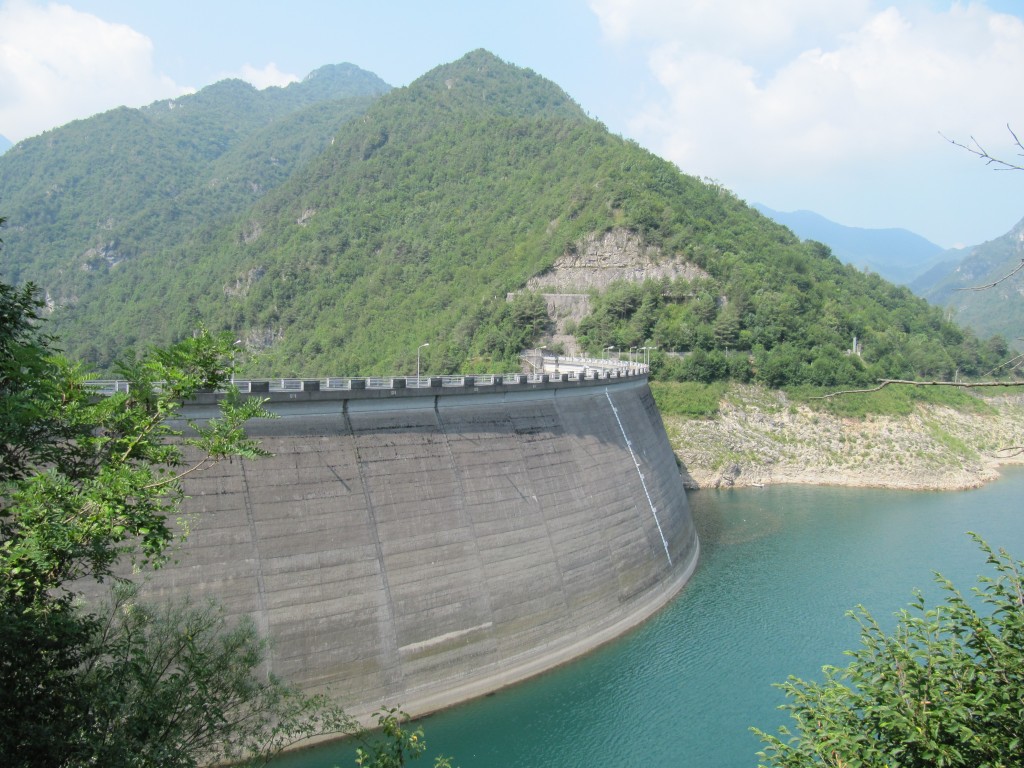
[277,467,1024,768]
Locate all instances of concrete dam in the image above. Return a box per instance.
[135,369,700,721]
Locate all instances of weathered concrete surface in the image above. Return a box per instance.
[133,376,699,722]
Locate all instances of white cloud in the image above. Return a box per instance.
[0,1,190,141]
[238,62,300,90]
[590,0,1024,237]
[589,0,873,66]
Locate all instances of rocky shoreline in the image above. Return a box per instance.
[662,385,1024,491]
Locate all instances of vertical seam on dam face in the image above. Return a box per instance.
[604,388,672,567]
[504,396,572,611]
[432,398,497,628]
[343,407,404,689]
[240,459,273,664]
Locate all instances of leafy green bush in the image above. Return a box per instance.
[0,275,351,767]
[754,535,1024,768]
[650,381,726,418]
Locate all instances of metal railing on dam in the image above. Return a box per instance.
[85,356,650,398]
[88,359,698,730]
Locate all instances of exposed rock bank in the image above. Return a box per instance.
[663,385,1024,491]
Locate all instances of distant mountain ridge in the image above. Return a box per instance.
[911,216,1024,346]
[0,134,10,155]
[757,203,1024,347]
[753,204,947,285]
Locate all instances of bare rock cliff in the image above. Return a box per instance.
[525,228,708,354]
[528,229,708,294]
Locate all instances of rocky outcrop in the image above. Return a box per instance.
[223,266,266,298]
[239,324,283,350]
[527,228,708,294]
[81,241,131,271]
[524,228,708,355]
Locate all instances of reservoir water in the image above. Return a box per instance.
[276,467,1024,768]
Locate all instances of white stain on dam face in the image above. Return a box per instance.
[399,621,495,655]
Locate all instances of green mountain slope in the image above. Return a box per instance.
[910,217,1024,347]
[0,50,1010,386]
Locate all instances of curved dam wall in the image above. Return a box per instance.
[136,373,699,721]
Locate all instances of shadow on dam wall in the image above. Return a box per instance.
[130,373,700,722]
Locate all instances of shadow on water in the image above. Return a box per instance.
[689,485,785,552]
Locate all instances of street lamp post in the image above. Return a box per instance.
[417,343,429,384]
[641,344,658,367]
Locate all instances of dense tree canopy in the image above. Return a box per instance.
[574,264,1012,389]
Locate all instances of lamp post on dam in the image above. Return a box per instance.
[416,342,429,385]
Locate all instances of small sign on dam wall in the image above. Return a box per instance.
[134,372,700,722]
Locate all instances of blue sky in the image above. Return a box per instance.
[1,0,1022,248]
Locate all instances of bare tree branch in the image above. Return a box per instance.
[811,379,1024,400]
[981,351,1024,379]
[955,258,1024,291]
[941,123,1024,171]
[942,126,1024,289]
[992,446,1024,459]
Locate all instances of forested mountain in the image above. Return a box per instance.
[911,217,1024,347]
[753,204,946,285]
[0,50,1011,386]
[0,63,389,289]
